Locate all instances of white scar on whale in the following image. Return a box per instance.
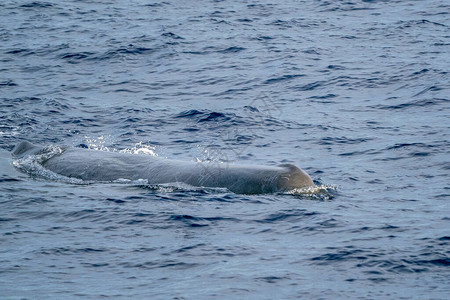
[12,141,314,194]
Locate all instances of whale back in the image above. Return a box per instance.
[11,141,315,194]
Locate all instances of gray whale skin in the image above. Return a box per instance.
[12,141,314,194]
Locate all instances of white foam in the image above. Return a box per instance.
[284,184,338,200]
[118,142,158,157]
[12,145,84,184]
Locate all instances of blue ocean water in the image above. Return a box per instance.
[0,0,449,299]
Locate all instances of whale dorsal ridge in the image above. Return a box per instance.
[12,141,37,157]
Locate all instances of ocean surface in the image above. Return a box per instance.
[1,0,449,299]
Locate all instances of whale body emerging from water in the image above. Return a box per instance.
[12,141,314,194]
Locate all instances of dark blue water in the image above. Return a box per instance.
[1,0,449,299]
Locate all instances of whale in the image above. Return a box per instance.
[12,141,314,194]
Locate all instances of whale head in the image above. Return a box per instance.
[276,164,314,191]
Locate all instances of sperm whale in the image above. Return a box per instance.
[12,141,314,194]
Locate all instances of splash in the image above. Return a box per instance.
[83,136,159,157]
[0,125,20,137]
[12,145,84,184]
[83,135,112,151]
[119,141,158,157]
[284,184,338,200]
[139,182,229,194]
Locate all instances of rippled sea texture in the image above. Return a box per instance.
[1,0,449,299]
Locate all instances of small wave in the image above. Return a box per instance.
[269,19,319,29]
[319,136,373,145]
[318,2,375,12]
[309,93,338,100]
[174,108,278,134]
[5,48,35,56]
[310,243,450,274]
[383,141,447,159]
[216,46,246,53]
[254,35,273,41]
[183,46,245,55]
[397,19,448,29]
[58,45,154,64]
[0,177,21,183]
[372,97,448,110]
[255,209,319,224]
[263,74,305,85]
[386,142,432,150]
[37,246,106,255]
[326,64,346,70]
[20,2,53,8]
[175,109,205,118]
[161,32,184,40]
[294,81,323,91]
[59,51,95,63]
[102,45,153,57]
[311,248,365,264]
[174,109,237,124]
[0,80,17,87]
[168,214,239,228]
[119,260,199,270]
